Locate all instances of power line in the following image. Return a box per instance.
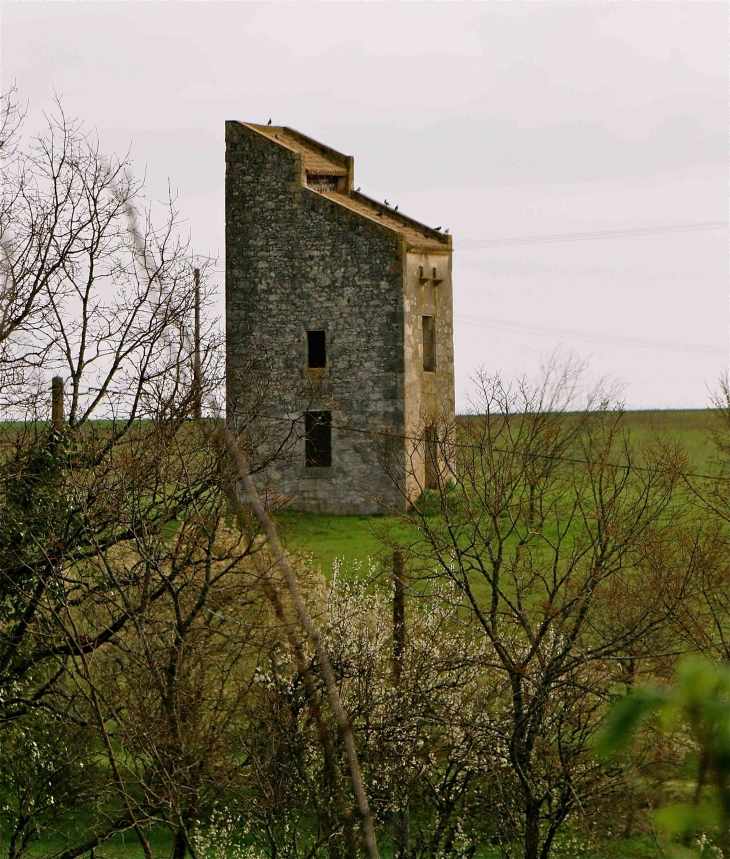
[335,419,727,482]
[455,220,728,251]
[241,412,727,483]
[454,314,727,356]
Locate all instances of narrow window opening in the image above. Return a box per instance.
[425,425,438,490]
[422,315,436,372]
[307,175,339,192]
[307,330,327,368]
[305,411,332,467]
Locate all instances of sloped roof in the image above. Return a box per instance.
[319,189,445,251]
[244,123,451,254]
[252,125,349,176]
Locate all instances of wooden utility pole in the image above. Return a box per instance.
[193,267,202,420]
[392,548,410,859]
[51,376,64,429]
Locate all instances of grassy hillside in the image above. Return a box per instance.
[277,409,720,577]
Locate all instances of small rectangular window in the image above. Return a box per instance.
[307,330,327,368]
[305,411,332,467]
[422,316,436,372]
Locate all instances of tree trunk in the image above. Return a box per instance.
[393,806,410,859]
[172,828,187,859]
[523,798,541,859]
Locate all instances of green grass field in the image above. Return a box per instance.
[275,510,417,579]
[617,408,718,470]
[277,410,720,578]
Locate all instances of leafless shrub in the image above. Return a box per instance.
[375,363,697,859]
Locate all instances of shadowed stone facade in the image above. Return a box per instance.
[226,121,454,514]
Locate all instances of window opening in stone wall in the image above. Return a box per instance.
[425,425,438,490]
[305,411,332,467]
[307,330,327,368]
[422,315,436,372]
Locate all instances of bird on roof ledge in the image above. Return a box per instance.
[394,205,399,211]
[435,226,441,231]
[267,118,272,125]
[384,199,390,206]
[444,228,450,235]
[356,186,361,192]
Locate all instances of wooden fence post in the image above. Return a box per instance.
[51,376,64,430]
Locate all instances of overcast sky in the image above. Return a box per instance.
[3,1,728,410]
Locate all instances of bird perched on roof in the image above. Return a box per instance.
[356,187,361,192]
[394,205,399,211]
[434,226,441,231]
[384,199,390,206]
[444,228,450,234]
[267,118,272,125]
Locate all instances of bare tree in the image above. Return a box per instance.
[0,90,227,724]
[0,98,228,859]
[667,372,730,661]
[0,89,43,394]
[55,504,272,859]
[376,365,693,859]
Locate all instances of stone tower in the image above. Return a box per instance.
[226,122,454,514]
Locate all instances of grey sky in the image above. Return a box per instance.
[3,1,728,409]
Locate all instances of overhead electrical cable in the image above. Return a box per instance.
[454,220,728,250]
[453,314,727,356]
[244,412,727,482]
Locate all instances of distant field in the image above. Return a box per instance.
[619,408,717,469]
[277,409,720,577]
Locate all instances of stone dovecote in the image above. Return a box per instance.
[226,121,455,514]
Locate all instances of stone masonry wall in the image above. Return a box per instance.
[403,251,456,501]
[226,121,409,514]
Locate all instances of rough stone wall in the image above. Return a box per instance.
[403,252,456,501]
[226,121,408,514]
